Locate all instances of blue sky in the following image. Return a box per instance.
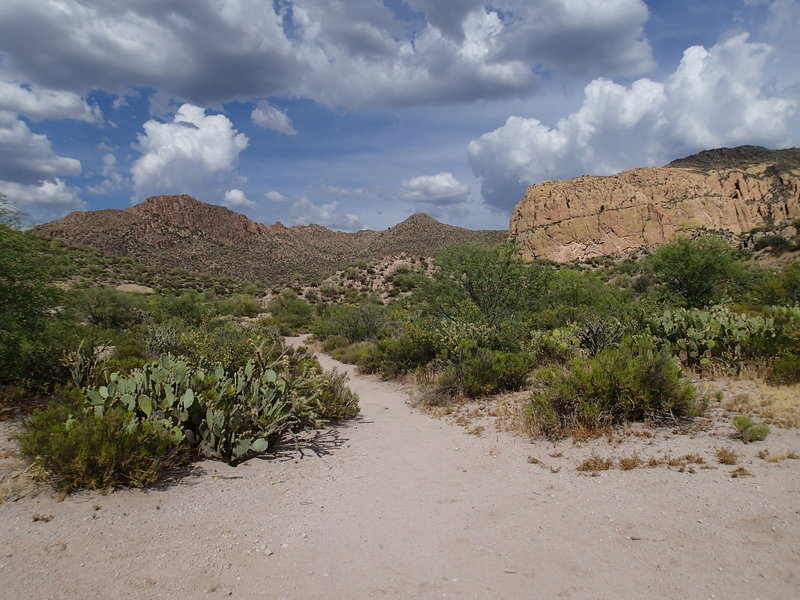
[0,0,798,230]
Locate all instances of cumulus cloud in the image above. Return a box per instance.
[223,188,256,210]
[469,33,799,209]
[0,111,81,184]
[0,80,101,122]
[251,101,296,135]
[0,0,653,108]
[399,172,470,205]
[0,178,85,222]
[131,104,249,201]
[285,196,364,231]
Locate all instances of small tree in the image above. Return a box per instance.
[648,235,743,308]
[0,196,64,386]
[419,243,541,327]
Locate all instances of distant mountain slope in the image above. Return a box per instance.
[509,146,800,262]
[37,195,505,283]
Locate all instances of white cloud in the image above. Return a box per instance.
[265,190,288,202]
[251,101,296,135]
[0,178,84,222]
[399,172,470,204]
[223,188,256,210]
[0,111,81,184]
[285,196,364,231]
[0,80,101,122]
[469,33,799,209]
[321,184,366,198]
[131,104,249,201]
[87,153,125,194]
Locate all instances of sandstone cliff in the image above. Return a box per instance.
[509,147,800,262]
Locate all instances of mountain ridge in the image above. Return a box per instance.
[37,195,505,283]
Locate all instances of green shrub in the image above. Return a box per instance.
[329,341,374,365]
[180,320,257,371]
[148,292,208,325]
[267,290,313,331]
[456,350,534,398]
[313,302,388,343]
[527,338,697,438]
[360,326,438,377]
[214,293,261,318]
[732,415,771,443]
[20,403,186,492]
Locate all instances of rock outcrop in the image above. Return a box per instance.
[509,147,800,262]
[37,195,504,283]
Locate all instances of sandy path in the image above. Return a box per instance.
[1,338,798,599]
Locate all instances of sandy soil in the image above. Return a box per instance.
[1,338,798,599]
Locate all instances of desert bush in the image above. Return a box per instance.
[527,338,697,438]
[180,320,257,371]
[329,341,374,365]
[149,292,208,325]
[20,402,186,492]
[360,325,438,377]
[424,349,533,401]
[266,290,313,331]
[79,287,147,328]
[214,293,261,318]
[732,415,770,443]
[523,327,580,364]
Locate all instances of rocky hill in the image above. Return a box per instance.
[37,195,505,283]
[509,146,800,262]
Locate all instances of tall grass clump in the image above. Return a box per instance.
[527,337,698,438]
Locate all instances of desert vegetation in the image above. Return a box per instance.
[1,197,359,492]
[303,227,799,440]
[2,191,799,493]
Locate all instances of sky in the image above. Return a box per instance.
[0,0,798,231]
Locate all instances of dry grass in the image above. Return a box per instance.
[724,384,800,427]
[757,448,800,462]
[715,447,738,465]
[618,454,642,470]
[577,454,613,472]
[730,466,753,478]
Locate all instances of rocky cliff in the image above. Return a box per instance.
[37,195,504,283]
[509,146,800,262]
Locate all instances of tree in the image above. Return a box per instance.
[0,196,63,385]
[419,243,545,327]
[648,235,744,308]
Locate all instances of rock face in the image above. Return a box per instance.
[509,147,800,262]
[37,195,504,283]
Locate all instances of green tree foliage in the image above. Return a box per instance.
[647,236,748,307]
[0,197,68,386]
[419,243,547,327]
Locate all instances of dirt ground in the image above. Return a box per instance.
[0,338,798,599]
